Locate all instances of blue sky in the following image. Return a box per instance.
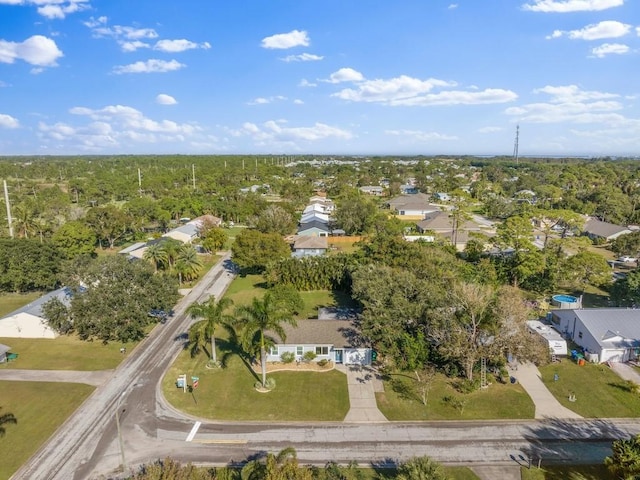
[0,0,638,156]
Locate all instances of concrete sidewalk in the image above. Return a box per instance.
[471,465,521,480]
[510,362,582,419]
[0,369,114,386]
[338,365,388,422]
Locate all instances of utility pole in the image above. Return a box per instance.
[513,124,520,166]
[3,180,14,239]
[137,168,142,196]
[192,164,196,190]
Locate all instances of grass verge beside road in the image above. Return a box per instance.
[377,372,535,420]
[521,464,613,479]
[0,335,139,370]
[163,347,349,421]
[540,359,640,417]
[0,381,94,479]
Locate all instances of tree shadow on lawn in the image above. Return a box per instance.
[524,418,626,467]
[216,325,260,383]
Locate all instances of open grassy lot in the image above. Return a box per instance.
[223,274,357,319]
[376,372,535,420]
[162,345,349,421]
[0,291,42,317]
[521,464,613,479]
[0,335,139,370]
[0,381,94,479]
[540,359,640,417]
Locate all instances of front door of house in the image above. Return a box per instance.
[334,349,343,364]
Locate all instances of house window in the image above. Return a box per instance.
[296,346,303,356]
[270,346,278,356]
[578,332,583,339]
[315,346,329,355]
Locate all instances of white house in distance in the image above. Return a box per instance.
[583,217,632,242]
[0,288,68,338]
[551,308,640,363]
[292,236,328,258]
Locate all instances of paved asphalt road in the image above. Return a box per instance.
[11,252,640,479]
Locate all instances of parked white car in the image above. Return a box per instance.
[618,256,637,263]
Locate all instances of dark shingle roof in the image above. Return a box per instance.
[274,319,360,348]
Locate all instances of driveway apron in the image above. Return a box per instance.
[338,364,388,422]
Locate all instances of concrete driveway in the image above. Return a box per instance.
[338,364,388,422]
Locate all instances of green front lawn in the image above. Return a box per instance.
[162,347,349,421]
[540,359,640,417]
[0,291,42,317]
[0,335,139,370]
[521,464,613,479]
[377,372,535,420]
[0,381,94,479]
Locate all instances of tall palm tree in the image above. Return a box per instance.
[175,245,203,283]
[143,243,169,273]
[186,296,233,365]
[0,408,17,437]
[235,289,301,389]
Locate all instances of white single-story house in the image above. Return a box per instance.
[0,288,71,338]
[297,220,330,237]
[118,242,147,256]
[551,308,640,363]
[292,236,328,258]
[359,185,385,196]
[162,214,221,244]
[526,320,568,357]
[266,308,371,365]
[303,203,332,215]
[415,211,487,251]
[0,344,11,363]
[583,217,632,242]
[300,212,330,224]
[387,193,441,218]
[433,192,451,202]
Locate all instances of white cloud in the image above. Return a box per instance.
[327,67,364,83]
[299,78,317,87]
[505,84,629,124]
[112,59,185,74]
[522,0,624,12]
[547,20,631,40]
[83,15,107,28]
[261,30,309,49]
[328,71,515,106]
[294,99,304,105]
[38,103,202,150]
[156,94,177,105]
[591,42,630,57]
[478,126,503,133]
[0,114,19,129]
[0,0,90,19]
[448,3,459,8]
[0,35,63,66]
[236,120,352,146]
[280,53,323,62]
[120,41,149,52]
[246,95,287,105]
[93,25,158,40]
[385,129,458,141]
[154,39,211,53]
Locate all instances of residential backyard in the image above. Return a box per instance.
[540,359,640,417]
[0,291,41,317]
[521,464,614,479]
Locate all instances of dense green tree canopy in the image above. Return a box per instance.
[0,238,63,292]
[231,229,291,273]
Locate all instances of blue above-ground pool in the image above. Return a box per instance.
[552,294,580,309]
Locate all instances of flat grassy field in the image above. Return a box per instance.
[223,274,356,319]
[0,381,94,479]
[0,335,139,370]
[540,359,640,417]
[0,291,42,317]
[377,372,535,420]
[162,346,349,421]
[521,464,613,479]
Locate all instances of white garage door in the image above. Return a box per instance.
[344,348,370,365]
